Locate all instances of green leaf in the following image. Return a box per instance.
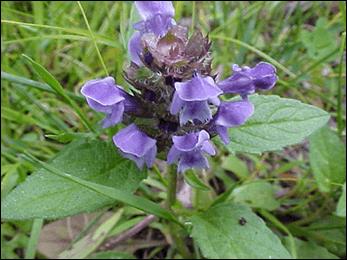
[304,216,346,257]
[1,140,146,220]
[299,18,339,62]
[191,202,292,259]
[182,170,211,191]
[282,237,339,259]
[22,54,70,101]
[309,126,346,193]
[45,132,97,143]
[219,94,330,154]
[231,182,280,210]
[221,155,250,180]
[336,182,346,217]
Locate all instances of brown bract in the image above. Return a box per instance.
[140,25,213,80]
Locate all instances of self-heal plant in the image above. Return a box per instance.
[2,2,336,260]
[80,1,273,173]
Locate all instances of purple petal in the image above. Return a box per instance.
[118,149,145,169]
[248,62,277,78]
[175,75,222,101]
[180,100,212,126]
[208,96,221,106]
[132,20,145,32]
[248,62,278,90]
[123,96,140,113]
[216,125,229,145]
[81,76,125,106]
[218,62,278,96]
[167,145,182,165]
[86,98,113,114]
[172,132,199,152]
[128,31,143,66]
[177,151,209,173]
[214,101,254,127]
[113,123,156,157]
[232,64,242,72]
[172,130,210,152]
[135,1,175,21]
[170,91,185,115]
[196,130,211,148]
[144,13,174,37]
[217,72,253,95]
[145,145,157,168]
[98,102,125,129]
[201,141,215,156]
[252,75,278,90]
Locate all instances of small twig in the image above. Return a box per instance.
[102,214,157,250]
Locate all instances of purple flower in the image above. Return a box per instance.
[217,62,278,100]
[211,101,254,145]
[80,76,138,129]
[170,73,223,126]
[133,1,176,37]
[128,31,143,67]
[128,1,176,66]
[113,123,157,169]
[167,130,215,173]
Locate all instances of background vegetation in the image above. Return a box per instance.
[1,1,346,259]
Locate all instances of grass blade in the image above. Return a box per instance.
[77,1,108,76]
[1,71,84,102]
[1,106,59,134]
[24,218,44,259]
[21,54,96,133]
[209,34,297,78]
[1,19,122,48]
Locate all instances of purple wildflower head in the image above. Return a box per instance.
[80,76,138,129]
[217,62,278,100]
[81,1,278,175]
[170,72,223,126]
[113,123,157,169]
[167,130,215,173]
[211,100,254,145]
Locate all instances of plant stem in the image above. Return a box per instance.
[166,164,192,259]
[166,164,178,210]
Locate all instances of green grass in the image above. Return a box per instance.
[1,1,346,259]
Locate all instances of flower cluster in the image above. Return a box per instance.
[80,1,278,173]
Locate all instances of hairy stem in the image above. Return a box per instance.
[166,164,178,209]
[166,164,192,259]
